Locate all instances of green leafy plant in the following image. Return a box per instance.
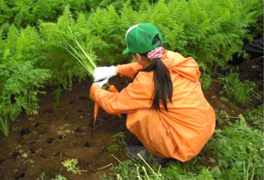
[113,132,127,146]
[0,0,95,27]
[53,86,63,106]
[204,116,263,180]
[41,0,262,71]
[100,154,163,180]
[215,110,237,126]
[218,72,256,105]
[40,6,97,73]
[100,154,216,180]
[0,24,52,136]
[199,73,213,90]
[106,132,127,153]
[0,61,51,136]
[219,96,229,103]
[106,145,120,153]
[62,158,86,175]
[40,6,100,89]
[51,173,68,180]
[244,105,263,130]
[163,163,215,180]
[37,172,45,180]
[64,25,97,75]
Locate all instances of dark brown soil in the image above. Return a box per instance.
[0,73,261,180]
[0,77,130,180]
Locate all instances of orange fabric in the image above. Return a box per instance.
[90,50,215,162]
[117,62,143,78]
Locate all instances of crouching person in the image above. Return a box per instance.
[90,23,215,162]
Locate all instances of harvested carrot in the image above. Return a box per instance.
[93,102,100,128]
[93,84,121,128]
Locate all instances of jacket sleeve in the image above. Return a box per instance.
[90,76,150,114]
[117,62,142,79]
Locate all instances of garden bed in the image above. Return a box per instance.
[0,77,130,180]
[0,73,261,180]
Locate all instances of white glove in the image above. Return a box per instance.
[94,78,108,88]
[93,66,118,82]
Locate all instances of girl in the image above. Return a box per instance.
[90,23,215,162]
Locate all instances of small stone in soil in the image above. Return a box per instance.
[15,172,25,180]
[30,148,35,155]
[12,151,20,160]
[84,141,91,148]
[46,138,54,144]
[20,128,31,137]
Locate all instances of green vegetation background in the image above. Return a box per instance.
[0,0,263,179]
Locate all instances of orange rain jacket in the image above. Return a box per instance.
[90,50,215,162]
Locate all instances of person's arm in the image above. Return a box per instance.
[93,62,142,82]
[117,62,142,79]
[90,76,149,114]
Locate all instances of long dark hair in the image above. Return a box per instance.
[135,37,173,111]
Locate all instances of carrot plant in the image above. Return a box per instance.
[0,25,51,136]
[40,7,122,125]
[38,172,67,180]
[51,174,67,180]
[106,132,127,153]
[62,158,87,175]
[244,105,263,131]
[41,0,262,74]
[218,72,256,105]
[0,0,92,27]
[204,115,263,180]
[40,6,99,85]
[0,61,51,136]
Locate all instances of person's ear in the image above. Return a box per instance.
[135,53,142,61]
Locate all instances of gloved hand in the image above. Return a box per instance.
[94,78,108,88]
[93,66,118,82]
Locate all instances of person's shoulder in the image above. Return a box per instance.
[133,71,153,84]
[166,50,185,59]
[163,50,186,68]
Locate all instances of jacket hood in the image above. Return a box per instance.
[163,51,201,82]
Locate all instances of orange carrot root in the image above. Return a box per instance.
[93,84,121,128]
[93,102,100,127]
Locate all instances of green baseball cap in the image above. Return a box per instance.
[122,23,162,55]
